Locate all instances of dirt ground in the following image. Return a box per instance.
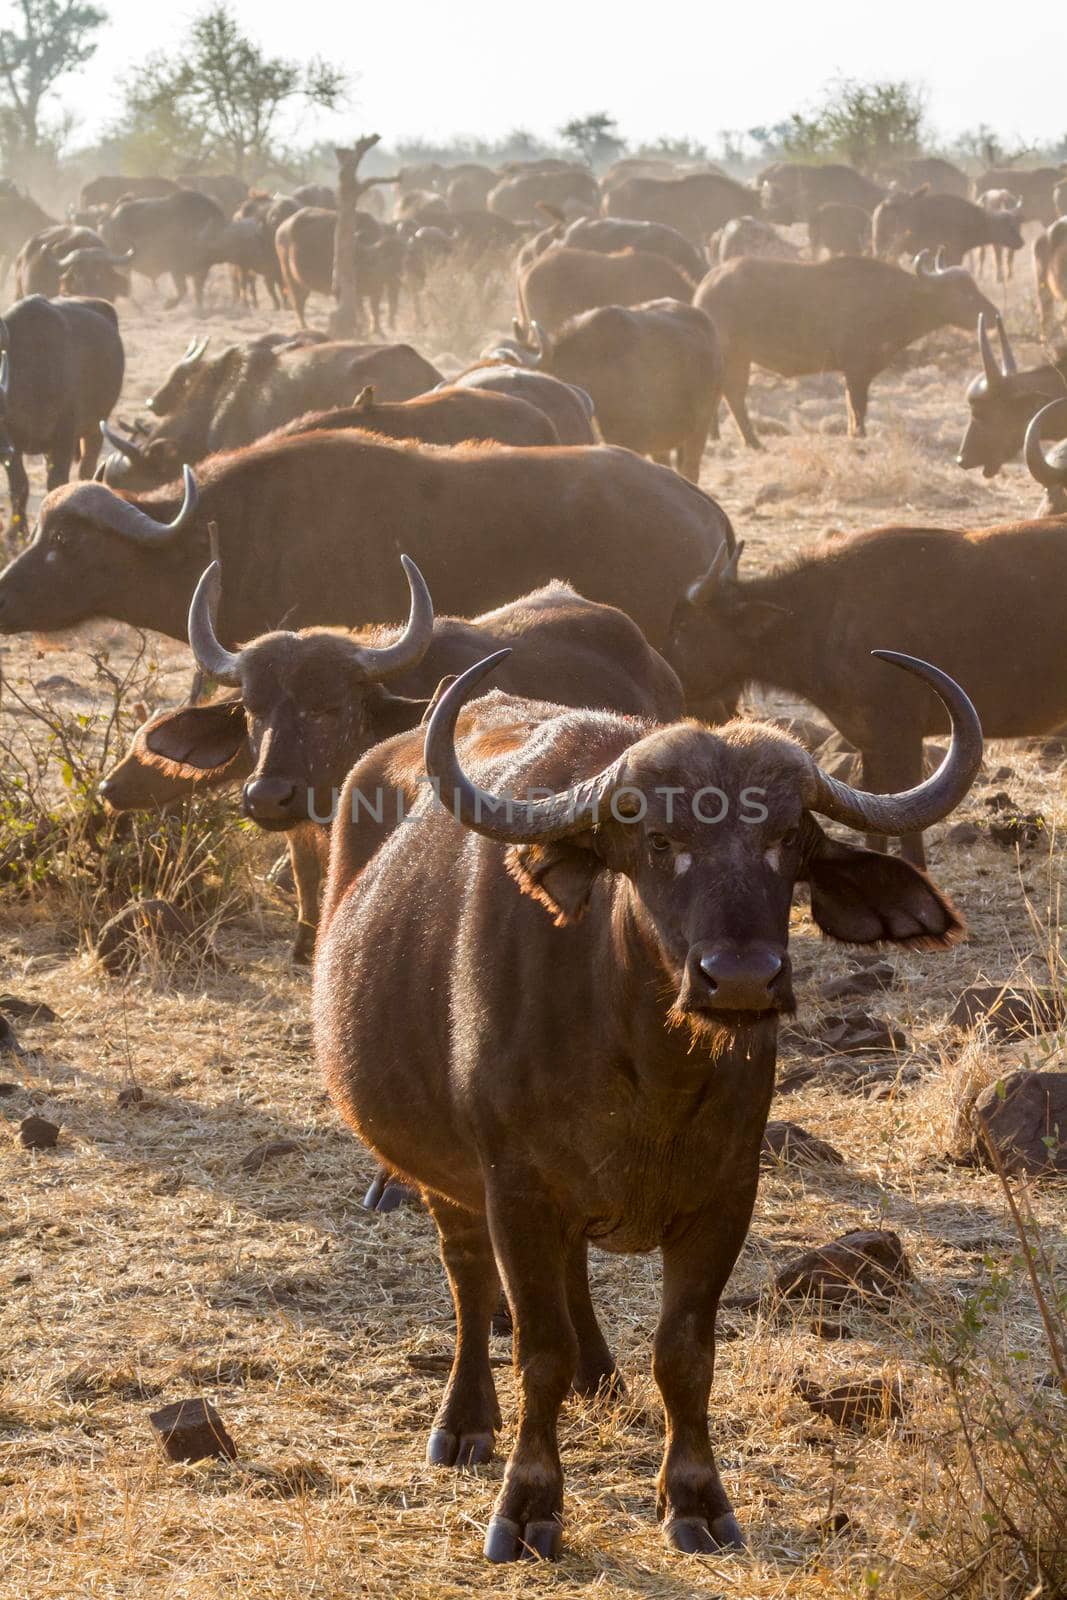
[0,244,1064,1600]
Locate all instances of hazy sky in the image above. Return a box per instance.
[63,0,1067,154]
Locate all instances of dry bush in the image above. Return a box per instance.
[750,429,993,512]
[413,247,514,361]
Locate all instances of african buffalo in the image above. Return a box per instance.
[79,175,177,212]
[515,300,721,478]
[974,190,1025,281]
[873,188,1023,267]
[15,226,129,298]
[693,251,997,444]
[808,203,870,258]
[603,171,754,245]
[278,382,559,447]
[1022,400,1067,514]
[101,188,226,307]
[488,168,597,223]
[759,162,883,223]
[666,519,1067,867]
[0,432,733,651]
[100,338,442,487]
[104,562,683,958]
[313,651,978,1561]
[1033,218,1067,337]
[450,361,597,445]
[0,294,124,531]
[560,216,706,281]
[710,215,799,264]
[955,313,1067,477]
[972,167,1062,226]
[517,246,694,334]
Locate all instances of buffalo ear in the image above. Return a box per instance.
[506,836,602,926]
[733,600,788,640]
[143,700,249,772]
[368,688,430,739]
[807,834,964,948]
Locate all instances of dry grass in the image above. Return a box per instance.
[1,241,1066,1600]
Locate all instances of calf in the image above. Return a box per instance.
[517,246,694,333]
[666,523,1067,867]
[105,558,684,958]
[0,294,124,532]
[693,252,996,444]
[956,313,1067,478]
[313,651,978,1562]
[515,300,721,478]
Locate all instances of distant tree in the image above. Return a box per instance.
[783,79,926,173]
[559,112,624,169]
[747,122,794,161]
[633,134,710,164]
[0,0,106,162]
[116,4,347,179]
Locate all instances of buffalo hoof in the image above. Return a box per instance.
[484,1515,561,1563]
[362,1170,416,1213]
[665,1512,746,1554]
[291,923,316,964]
[572,1364,625,1402]
[426,1427,494,1468]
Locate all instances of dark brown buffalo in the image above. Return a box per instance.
[78,175,178,212]
[178,173,249,214]
[278,382,559,448]
[515,300,721,478]
[0,188,54,284]
[693,252,997,444]
[880,156,970,198]
[101,189,226,307]
[518,246,693,333]
[0,294,124,530]
[108,561,685,959]
[873,188,1023,267]
[100,338,442,487]
[14,225,129,297]
[710,215,799,264]
[808,203,870,258]
[955,313,1067,477]
[1021,399,1067,514]
[445,165,496,213]
[603,171,753,245]
[0,432,734,650]
[666,519,1067,867]
[313,651,977,1561]
[560,216,706,281]
[972,167,1062,226]
[450,361,597,445]
[488,168,598,223]
[759,163,884,223]
[1033,218,1067,337]
[274,206,386,327]
[195,217,283,308]
[974,190,1025,282]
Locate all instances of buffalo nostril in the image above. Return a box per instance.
[244,779,297,817]
[699,951,783,986]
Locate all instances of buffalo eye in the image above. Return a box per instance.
[647,832,672,856]
[779,826,800,848]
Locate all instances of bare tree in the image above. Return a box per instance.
[0,0,106,160]
[329,135,397,338]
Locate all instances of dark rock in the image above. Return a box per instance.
[946,821,981,847]
[950,986,1057,1038]
[795,1375,905,1430]
[761,1120,844,1166]
[0,994,57,1023]
[18,1114,58,1149]
[149,1397,237,1462]
[97,899,191,975]
[817,1011,907,1055]
[117,1085,148,1109]
[820,963,895,1000]
[0,1015,22,1055]
[34,674,78,694]
[0,1082,18,1096]
[724,1228,911,1311]
[983,790,1017,812]
[240,1138,300,1174]
[970,1071,1067,1174]
[774,1063,819,1095]
[987,766,1014,783]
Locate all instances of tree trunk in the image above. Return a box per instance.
[329,134,382,339]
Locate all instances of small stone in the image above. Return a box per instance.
[149,1397,237,1463]
[240,1139,300,1174]
[970,1071,1067,1175]
[774,1063,819,1095]
[722,1228,911,1310]
[795,1375,905,1430]
[12,1272,31,1286]
[946,821,981,846]
[761,1121,844,1166]
[820,963,895,1000]
[117,1086,148,1109]
[988,765,1014,782]
[818,1011,907,1055]
[0,1082,18,1096]
[0,994,57,1023]
[18,1115,58,1149]
[0,1015,22,1055]
[811,1316,853,1339]
[950,986,1057,1038]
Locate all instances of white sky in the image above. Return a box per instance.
[59,0,1067,155]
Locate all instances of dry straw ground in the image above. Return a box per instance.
[0,244,1065,1600]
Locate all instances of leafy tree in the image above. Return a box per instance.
[783,79,926,173]
[559,112,624,169]
[0,0,106,161]
[117,4,347,179]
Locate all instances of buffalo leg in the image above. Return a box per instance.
[721,359,762,450]
[678,423,709,483]
[289,824,324,963]
[483,1183,575,1561]
[654,1201,754,1554]
[567,1238,621,1399]
[425,1194,502,1468]
[860,734,925,866]
[844,371,871,437]
[45,431,74,492]
[165,273,187,309]
[4,454,30,543]
[77,432,102,481]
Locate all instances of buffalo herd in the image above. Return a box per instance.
[0,146,1065,1566]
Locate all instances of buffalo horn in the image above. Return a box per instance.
[529,320,547,366]
[353,555,434,678]
[426,650,981,847]
[685,539,745,606]
[934,246,947,271]
[1023,398,1067,488]
[0,349,9,407]
[914,249,935,278]
[99,418,145,462]
[977,313,1001,387]
[996,311,1018,375]
[179,336,208,369]
[802,652,982,834]
[58,463,199,545]
[187,560,241,685]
